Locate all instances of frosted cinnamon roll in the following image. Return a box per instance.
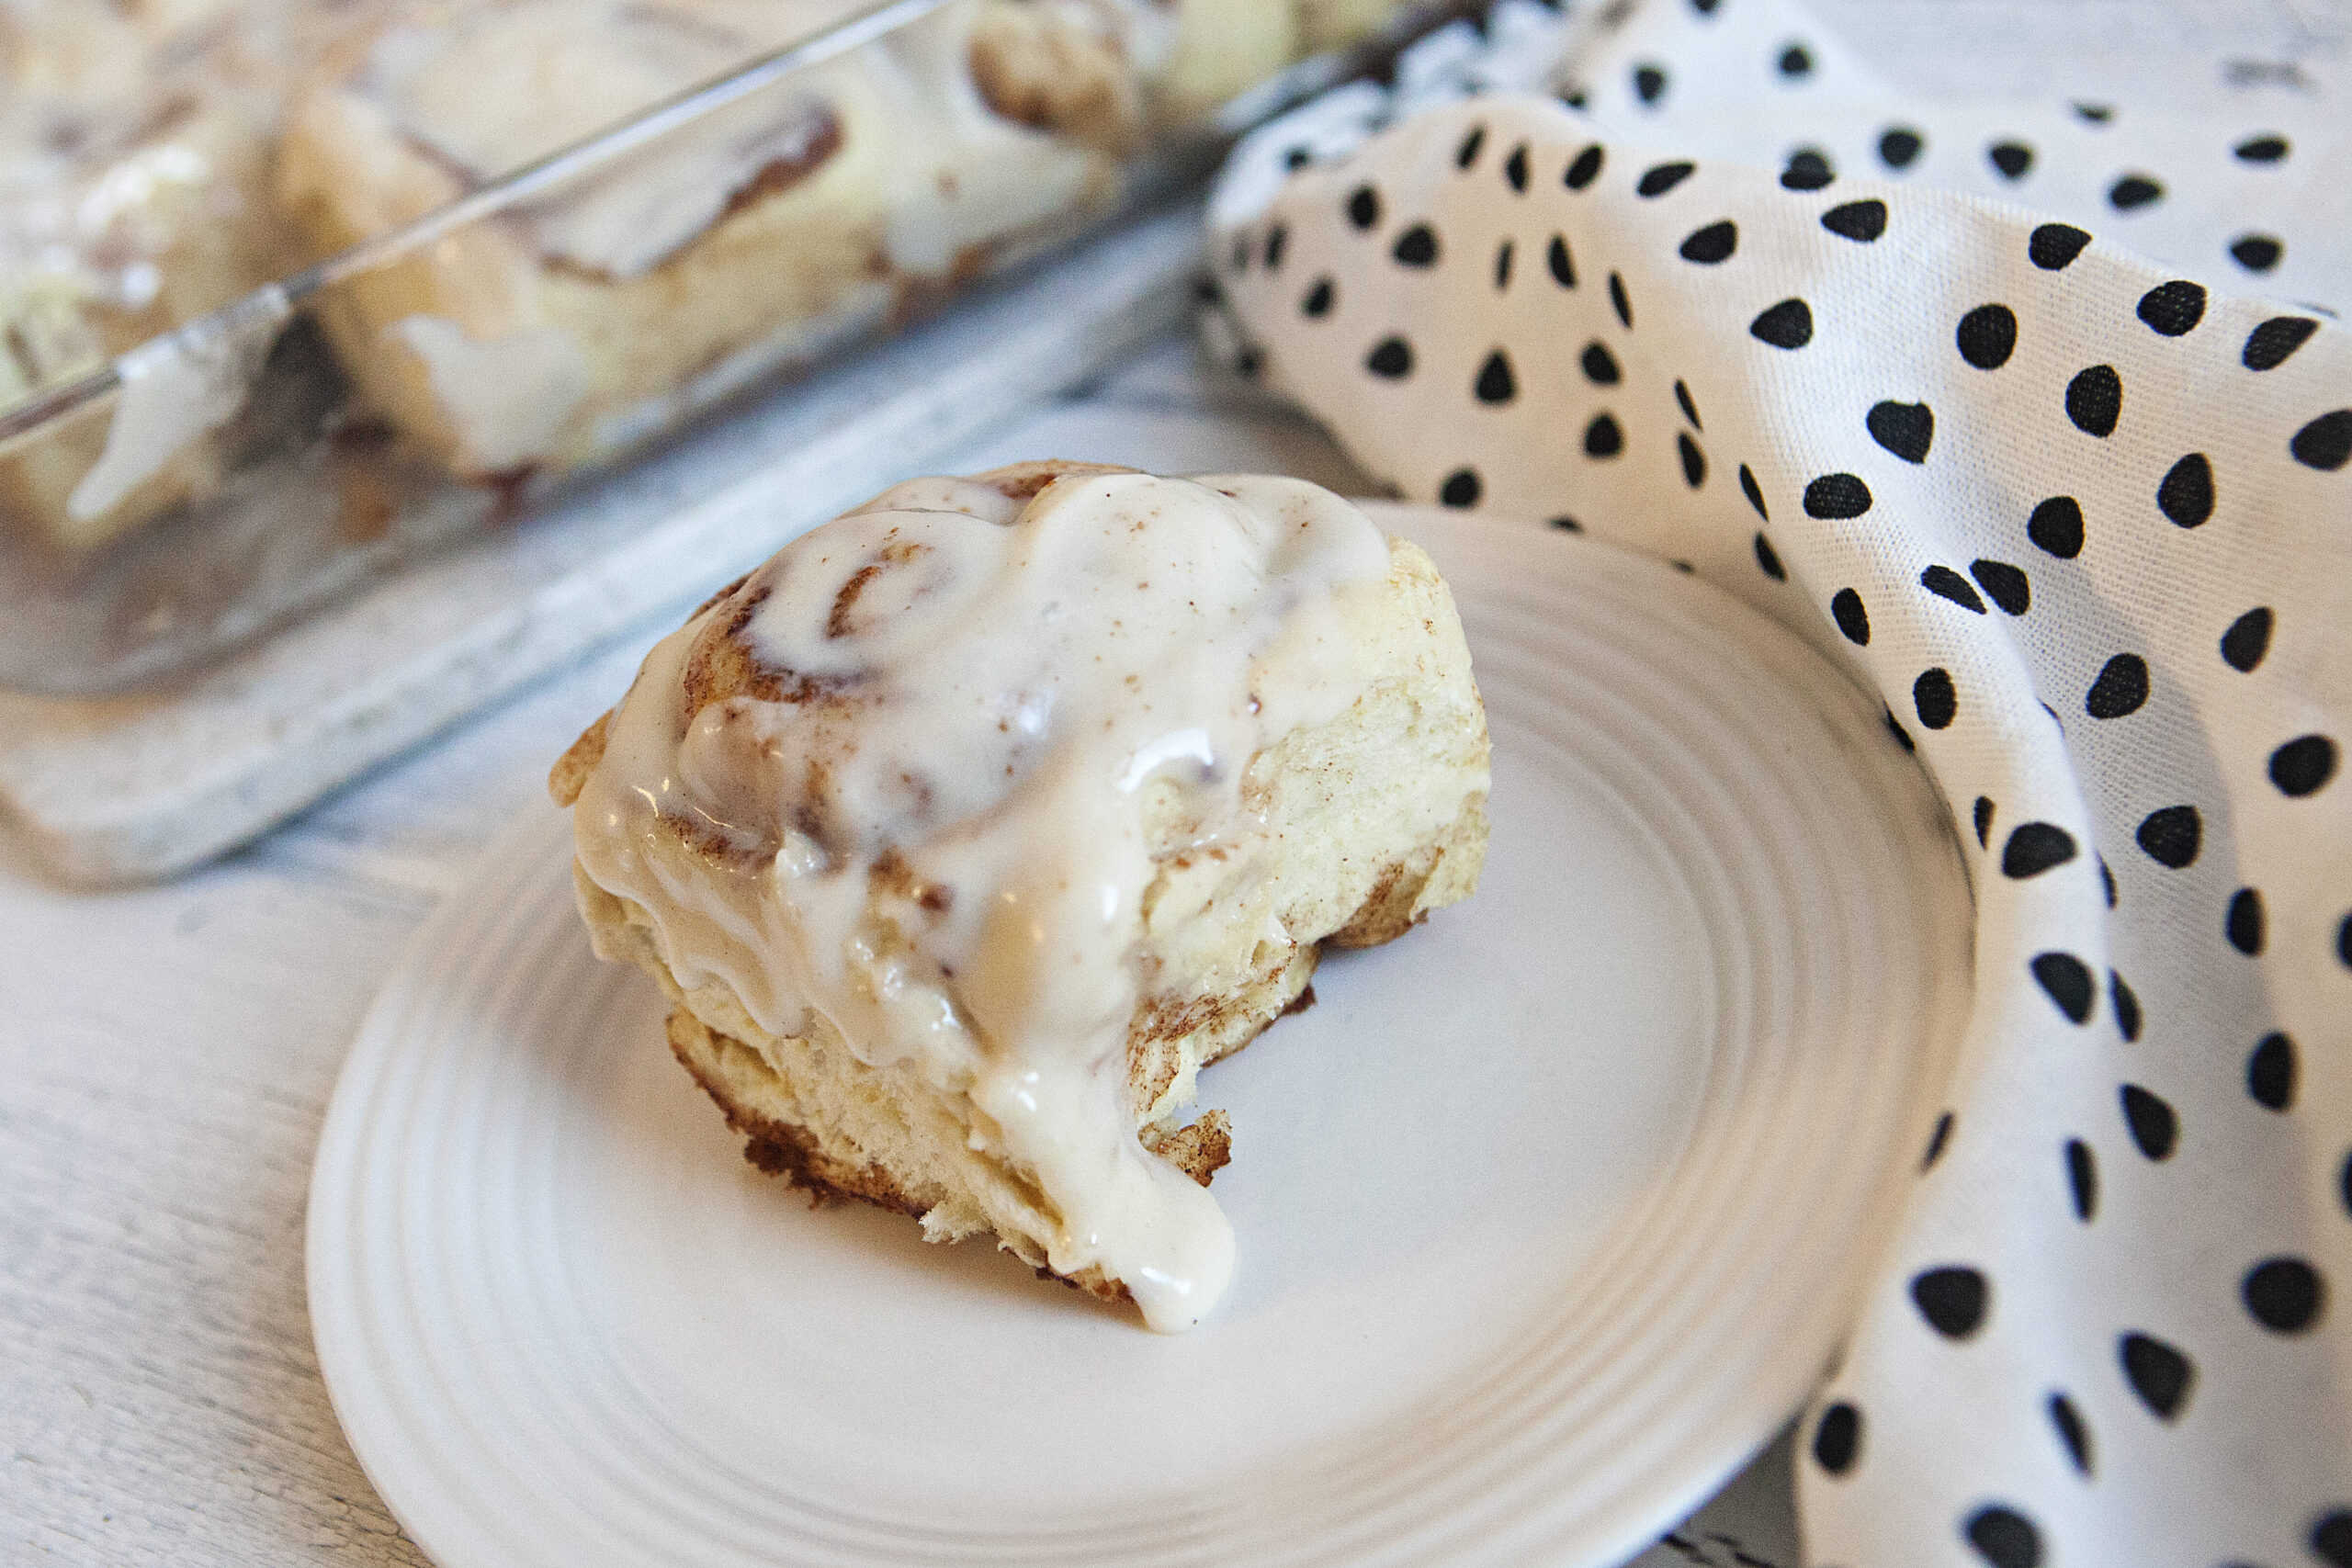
[274,0,1121,487]
[0,0,322,548]
[550,462,1489,1328]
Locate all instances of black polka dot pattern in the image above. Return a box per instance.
[1814,1401,1861,1474]
[1678,220,1738,263]
[1913,1265,1990,1338]
[1868,401,1934,463]
[1963,1504,2041,1568]
[2231,233,2283,273]
[1921,565,1987,613]
[2001,822,2075,877]
[2085,654,2150,718]
[2156,454,2214,527]
[2032,953,2096,1024]
[2120,1331,2194,1420]
[2137,281,2206,335]
[2048,1393,2093,1474]
[2246,1032,2295,1111]
[1971,559,2030,615]
[2030,223,2091,269]
[1365,337,1413,378]
[2134,805,2200,867]
[2292,410,2352,471]
[1751,298,1814,347]
[2028,497,2085,558]
[1676,433,1707,487]
[1547,234,1576,288]
[1915,668,1958,730]
[2269,735,2338,796]
[1924,1110,1956,1169]
[2065,1138,2098,1222]
[1782,149,1834,190]
[1822,199,1887,242]
[1474,350,1516,403]
[2120,1084,2178,1160]
[1636,161,1694,197]
[1831,588,1870,646]
[1805,473,1871,518]
[2109,972,2142,1042]
[1957,305,2018,369]
[2243,1258,2324,1334]
[2221,607,2274,671]
[2065,366,2123,436]
[1209,66,2352,1566]
[2245,317,2319,369]
[2317,1513,2352,1568]
[2226,887,2266,954]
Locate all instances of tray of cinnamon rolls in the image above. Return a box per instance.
[0,0,1446,693]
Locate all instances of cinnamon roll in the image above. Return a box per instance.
[550,461,1489,1327]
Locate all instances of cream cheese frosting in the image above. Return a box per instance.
[368,0,1099,280]
[567,469,1396,1329]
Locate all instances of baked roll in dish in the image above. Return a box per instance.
[0,0,312,548]
[276,0,1123,487]
[551,462,1489,1328]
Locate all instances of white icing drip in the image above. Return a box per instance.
[871,7,1101,275]
[67,283,288,524]
[390,314,590,473]
[570,470,1393,1330]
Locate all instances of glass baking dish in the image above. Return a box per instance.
[0,0,1458,694]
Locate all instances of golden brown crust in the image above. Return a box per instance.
[967,4,1142,156]
[548,711,610,807]
[665,1003,1230,1306]
[667,1008,929,1216]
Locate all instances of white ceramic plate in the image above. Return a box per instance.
[309,507,1973,1568]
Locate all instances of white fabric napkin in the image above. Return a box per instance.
[1204,3,2351,1563]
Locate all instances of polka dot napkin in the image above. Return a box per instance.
[1205,2,2350,1563]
